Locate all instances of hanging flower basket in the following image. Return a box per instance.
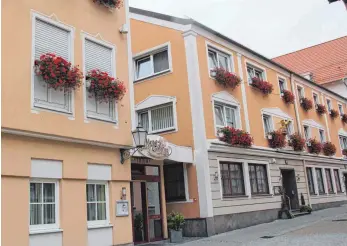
[250,77,273,95]
[341,114,347,124]
[86,69,126,103]
[267,130,287,149]
[212,68,241,90]
[322,142,336,156]
[218,126,253,148]
[282,90,295,104]
[300,97,313,111]
[329,109,339,119]
[288,133,306,151]
[93,0,123,9]
[307,138,322,154]
[34,53,83,92]
[342,148,347,157]
[316,104,327,115]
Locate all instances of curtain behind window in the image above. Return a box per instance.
[153,50,169,73]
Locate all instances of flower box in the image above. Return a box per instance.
[300,97,313,111]
[212,67,241,90]
[86,69,126,103]
[93,0,123,9]
[282,90,295,104]
[307,139,322,154]
[329,109,339,119]
[250,77,273,95]
[316,104,327,115]
[288,133,306,152]
[341,114,347,124]
[218,126,253,148]
[34,53,83,92]
[267,130,286,149]
[322,142,336,156]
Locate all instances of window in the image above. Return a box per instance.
[220,162,245,197]
[33,17,72,113]
[334,169,342,193]
[86,183,108,225]
[303,125,310,140]
[306,167,315,195]
[339,136,347,151]
[278,78,286,94]
[208,47,231,74]
[214,103,238,132]
[319,129,325,143]
[138,104,175,133]
[286,121,293,136]
[338,104,344,116]
[326,99,332,112]
[325,169,334,193]
[85,38,116,122]
[164,163,187,202]
[248,164,269,195]
[30,181,58,230]
[135,48,170,80]
[313,93,319,106]
[316,168,325,194]
[247,65,264,83]
[297,86,304,99]
[262,114,272,135]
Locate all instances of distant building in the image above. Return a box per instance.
[273,36,347,98]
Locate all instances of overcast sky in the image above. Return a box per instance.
[130,0,347,58]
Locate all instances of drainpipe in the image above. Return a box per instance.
[290,73,302,135]
[302,159,312,207]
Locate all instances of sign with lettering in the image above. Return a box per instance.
[138,135,172,160]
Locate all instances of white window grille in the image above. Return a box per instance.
[138,104,175,133]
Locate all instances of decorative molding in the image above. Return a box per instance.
[261,107,293,120]
[302,119,325,130]
[211,91,240,106]
[135,95,176,111]
[338,128,347,137]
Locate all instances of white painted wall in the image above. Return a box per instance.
[324,81,347,98]
[29,232,62,246]
[88,227,113,246]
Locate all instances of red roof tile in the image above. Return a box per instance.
[273,36,347,85]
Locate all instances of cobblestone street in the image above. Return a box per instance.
[176,205,347,246]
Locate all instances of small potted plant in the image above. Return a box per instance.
[134,214,143,242]
[218,126,253,148]
[250,77,274,95]
[316,104,327,115]
[329,109,339,119]
[322,141,336,156]
[288,133,306,152]
[300,205,312,214]
[282,90,295,104]
[300,97,313,111]
[267,130,286,149]
[93,0,123,9]
[341,114,347,124]
[212,67,241,90]
[307,138,322,154]
[167,212,185,243]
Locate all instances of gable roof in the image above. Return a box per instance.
[273,36,347,85]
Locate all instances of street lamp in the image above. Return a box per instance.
[120,125,148,164]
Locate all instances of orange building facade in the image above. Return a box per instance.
[130,8,347,237]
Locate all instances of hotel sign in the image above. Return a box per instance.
[139,135,172,160]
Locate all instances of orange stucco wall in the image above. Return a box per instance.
[2,134,132,246]
[2,0,132,146]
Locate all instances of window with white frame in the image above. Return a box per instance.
[262,114,273,135]
[214,103,239,132]
[297,86,304,99]
[135,47,170,81]
[208,47,231,74]
[339,135,347,151]
[313,92,319,106]
[86,183,108,225]
[247,64,265,83]
[319,129,325,143]
[138,103,175,133]
[30,180,58,230]
[85,38,116,122]
[303,125,310,140]
[338,104,344,116]
[33,17,72,113]
[248,164,269,195]
[278,78,286,95]
[326,98,332,112]
[286,121,294,136]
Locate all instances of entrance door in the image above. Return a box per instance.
[131,182,147,244]
[281,169,300,210]
[147,181,163,241]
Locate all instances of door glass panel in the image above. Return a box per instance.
[147,182,162,241]
[132,182,145,243]
[145,166,159,176]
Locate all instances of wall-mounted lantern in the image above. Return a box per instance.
[120,125,148,164]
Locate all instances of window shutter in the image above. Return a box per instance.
[85,39,115,121]
[34,19,70,111]
[151,105,174,132]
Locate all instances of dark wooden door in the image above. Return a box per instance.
[281,169,300,210]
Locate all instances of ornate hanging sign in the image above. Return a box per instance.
[138,135,172,160]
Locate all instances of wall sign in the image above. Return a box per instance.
[116,200,129,217]
[138,135,172,160]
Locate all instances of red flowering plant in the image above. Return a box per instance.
[282,90,295,104]
[322,142,336,156]
[267,130,286,149]
[34,53,83,92]
[93,0,123,9]
[342,148,347,157]
[341,114,347,124]
[218,126,253,148]
[86,69,126,103]
[300,97,313,111]
[307,138,322,154]
[288,133,306,152]
[329,109,339,119]
[250,77,273,95]
[212,68,241,90]
[316,104,327,115]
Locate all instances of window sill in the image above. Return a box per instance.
[251,194,273,198]
[134,70,172,84]
[222,195,248,200]
[88,224,113,230]
[86,116,117,125]
[166,199,194,204]
[32,106,73,117]
[29,228,63,235]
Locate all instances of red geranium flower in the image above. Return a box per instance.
[282,90,295,104]
[251,77,273,95]
[212,67,241,90]
[300,97,313,111]
[316,104,327,115]
[218,126,253,148]
[93,0,123,9]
